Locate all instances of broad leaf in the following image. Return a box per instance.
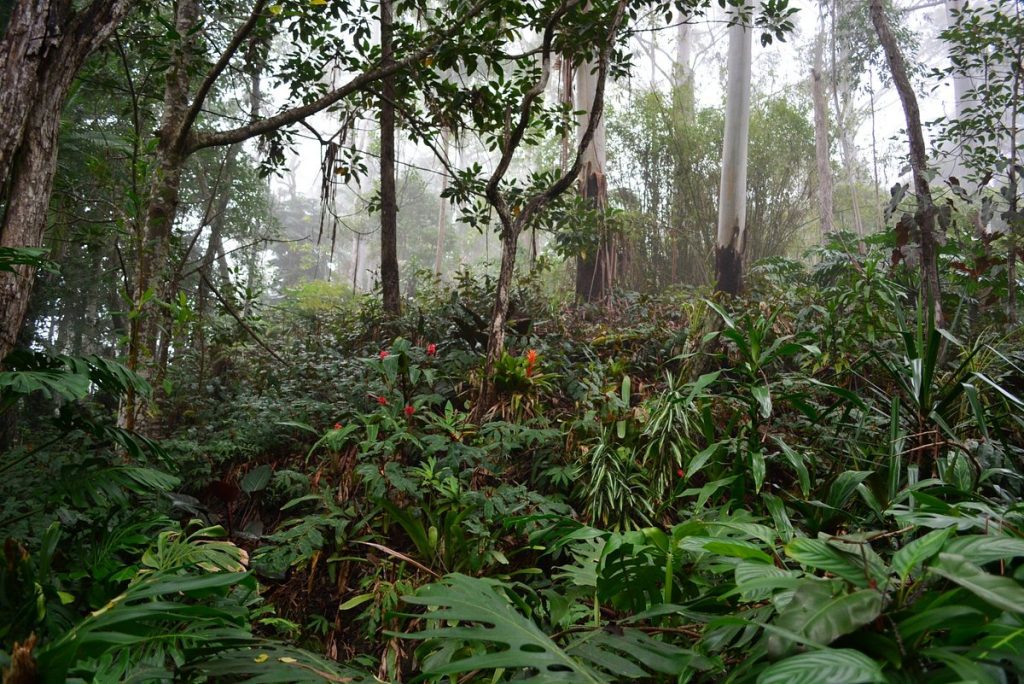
[758,648,885,684]
[892,528,953,582]
[931,554,1024,614]
[770,581,882,655]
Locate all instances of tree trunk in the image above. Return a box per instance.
[812,28,835,239]
[673,19,695,117]
[0,0,133,364]
[942,0,976,190]
[379,0,401,316]
[715,1,753,296]
[574,59,611,303]
[434,129,450,276]
[122,0,199,430]
[831,1,865,244]
[871,0,944,327]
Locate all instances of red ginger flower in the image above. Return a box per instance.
[334,422,342,430]
[377,395,388,406]
[404,404,415,417]
[426,343,437,356]
[379,350,389,360]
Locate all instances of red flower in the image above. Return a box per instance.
[379,350,389,360]
[334,422,342,430]
[676,468,685,478]
[525,349,538,377]
[426,343,437,356]
[377,395,388,406]
[404,404,415,417]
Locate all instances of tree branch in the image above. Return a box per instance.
[176,0,269,150]
[484,0,582,230]
[186,0,491,154]
[519,0,627,228]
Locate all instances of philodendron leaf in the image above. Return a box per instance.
[931,553,1024,614]
[401,574,602,681]
[892,528,953,582]
[400,574,692,682]
[757,648,885,684]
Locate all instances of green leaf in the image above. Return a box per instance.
[241,465,273,493]
[892,528,953,582]
[944,535,1024,566]
[401,574,604,680]
[752,384,772,418]
[771,581,882,655]
[400,574,690,680]
[751,450,766,493]
[757,648,885,684]
[931,553,1024,614]
[785,539,875,588]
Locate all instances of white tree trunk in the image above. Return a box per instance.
[715,1,753,295]
[942,0,977,191]
[575,56,611,301]
[674,20,695,116]
[812,27,835,239]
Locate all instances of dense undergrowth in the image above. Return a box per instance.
[3,234,1024,682]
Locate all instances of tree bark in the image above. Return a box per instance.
[0,0,133,363]
[831,0,865,244]
[812,27,835,239]
[379,0,401,316]
[434,128,450,276]
[871,0,944,327]
[715,1,753,296]
[673,19,695,117]
[575,56,611,303]
[942,0,976,190]
[122,0,199,430]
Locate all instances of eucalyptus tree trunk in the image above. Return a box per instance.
[0,0,133,364]
[674,21,695,116]
[830,0,865,242]
[574,59,612,302]
[943,0,976,191]
[812,29,835,239]
[871,0,944,327]
[715,1,753,296]
[379,0,401,316]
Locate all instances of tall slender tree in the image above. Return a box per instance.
[871,0,944,327]
[811,19,835,239]
[575,55,612,302]
[379,0,401,316]
[715,0,754,295]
